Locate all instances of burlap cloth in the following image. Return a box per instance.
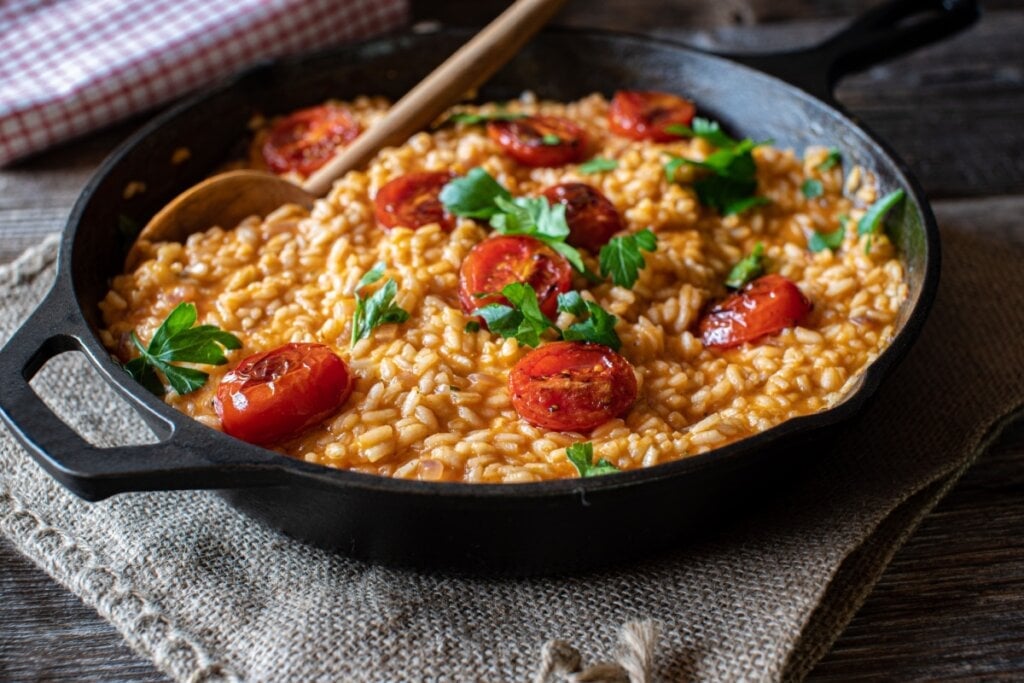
[1,209,1022,681]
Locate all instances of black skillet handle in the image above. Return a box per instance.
[724,0,980,104]
[0,286,281,501]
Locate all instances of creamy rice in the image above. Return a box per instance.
[99,93,907,483]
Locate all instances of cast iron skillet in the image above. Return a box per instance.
[0,0,977,573]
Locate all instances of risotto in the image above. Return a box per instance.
[99,91,908,483]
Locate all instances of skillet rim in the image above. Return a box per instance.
[57,25,941,499]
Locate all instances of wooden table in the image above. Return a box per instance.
[2,2,1023,679]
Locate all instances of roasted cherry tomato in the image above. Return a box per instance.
[375,171,455,231]
[608,90,696,142]
[486,115,588,167]
[261,104,360,176]
[459,235,572,319]
[699,274,813,349]
[215,343,353,446]
[542,182,623,252]
[509,341,638,432]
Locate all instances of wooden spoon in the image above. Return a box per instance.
[126,0,567,270]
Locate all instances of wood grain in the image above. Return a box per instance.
[810,420,1024,680]
[1,2,1023,680]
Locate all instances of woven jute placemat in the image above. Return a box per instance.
[1,218,1021,681]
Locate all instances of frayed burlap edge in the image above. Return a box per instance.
[782,405,1024,680]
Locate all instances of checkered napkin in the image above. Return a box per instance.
[0,0,409,166]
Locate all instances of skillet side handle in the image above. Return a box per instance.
[724,0,980,103]
[0,289,281,502]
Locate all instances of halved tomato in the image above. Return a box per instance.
[261,104,360,176]
[608,90,696,142]
[215,343,353,446]
[699,274,813,349]
[375,171,455,231]
[487,115,588,167]
[542,182,623,251]
[459,235,572,319]
[509,341,638,431]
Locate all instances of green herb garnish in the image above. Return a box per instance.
[125,303,241,397]
[817,147,842,171]
[474,282,557,348]
[540,133,562,145]
[441,168,585,272]
[857,189,906,253]
[578,157,619,175]
[351,262,411,346]
[857,189,906,238]
[665,117,738,149]
[438,167,513,219]
[665,137,770,216]
[809,215,847,253]
[598,228,657,288]
[801,178,824,199]
[725,242,765,289]
[557,291,621,351]
[473,284,622,350]
[566,442,619,477]
[464,321,481,333]
[663,156,687,183]
[438,110,526,127]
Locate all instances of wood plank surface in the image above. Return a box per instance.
[2,2,1023,680]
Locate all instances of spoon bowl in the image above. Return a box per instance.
[125,170,314,270]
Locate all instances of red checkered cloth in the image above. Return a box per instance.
[0,0,409,166]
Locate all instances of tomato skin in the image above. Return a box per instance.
[261,104,361,176]
[699,274,813,349]
[608,90,696,142]
[375,171,455,231]
[215,343,353,446]
[541,182,623,252]
[459,235,573,319]
[509,341,638,432]
[486,115,588,167]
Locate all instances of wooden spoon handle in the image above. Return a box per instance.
[302,0,568,196]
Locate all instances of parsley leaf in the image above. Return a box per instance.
[541,133,562,145]
[857,189,906,237]
[125,302,241,396]
[566,442,619,477]
[557,291,621,351]
[598,228,657,288]
[464,321,481,333]
[663,156,686,183]
[490,195,584,272]
[438,167,512,219]
[474,282,556,348]
[472,285,622,350]
[578,157,618,174]
[718,192,771,217]
[817,147,842,171]
[725,242,765,289]
[438,110,525,127]
[665,117,739,149]
[809,215,847,253]
[801,178,824,199]
[351,262,411,346]
[441,169,586,273]
[491,196,569,241]
[665,138,769,216]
